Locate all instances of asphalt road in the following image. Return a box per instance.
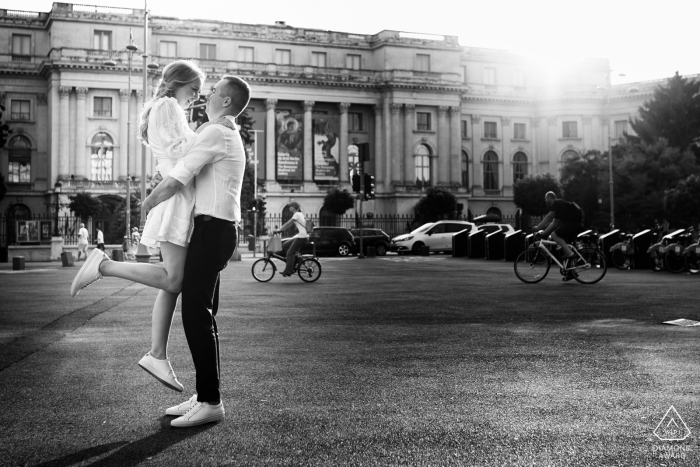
[0,253,699,466]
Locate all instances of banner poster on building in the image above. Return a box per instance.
[275,111,303,181]
[313,117,340,181]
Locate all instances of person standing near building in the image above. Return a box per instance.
[96,228,105,252]
[77,223,89,261]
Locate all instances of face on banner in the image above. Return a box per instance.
[313,117,339,181]
[276,112,303,180]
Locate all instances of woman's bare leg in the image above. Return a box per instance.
[99,241,188,294]
[150,289,178,359]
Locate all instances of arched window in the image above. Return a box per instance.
[90,132,114,181]
[414,144,431,187]
[513,152,528,183]
[562,149,579,165]
[461,150,469,189]
[486,206,502,220]
[483,150,499,191]
[8,135,31,183]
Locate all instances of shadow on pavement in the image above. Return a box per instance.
[34,417,215,467]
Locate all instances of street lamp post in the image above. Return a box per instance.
[250,130,264,257]
[53,182,62,236]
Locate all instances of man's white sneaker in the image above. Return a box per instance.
[138,352,184,392]
[171,400,225,428]
[70,248,109,297]
[165,394,199,416]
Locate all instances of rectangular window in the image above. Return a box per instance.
[160,41,177,58]
[238,46,254,62]
[416,112,431,131]
[349,112,363,132]
[93,30,111,51]
[275,49,291,65]
[461,120,468,138]
[562,121,578,138]
[484,121,498,139]
[461,66,468,84]
[12,34,31,57]
[200,44,216,60]
[10,100,30,120]
[416,54,431,72]
[614,120,628,138]
[513,70,525,88]
[514,123,526,140]
[94,97,112,118]
[311,52,327,67]
[484,67,496,85]
[8,161,30,183]
[346,54,361,70]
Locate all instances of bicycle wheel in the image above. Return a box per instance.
[297,258,322,282]
[665,250,686,273]
[611,249,631,270]
[685,252,700,275]
[514,248,550,283]
[650,253,665,272]
[252,258,276,282]
[573,248,607,284]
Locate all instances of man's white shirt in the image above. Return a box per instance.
[169,115,246,222]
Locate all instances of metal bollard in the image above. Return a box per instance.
[12,256,25,271]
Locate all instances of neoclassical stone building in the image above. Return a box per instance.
[1,2,663,224]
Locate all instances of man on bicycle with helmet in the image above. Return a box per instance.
[534,191,584,281]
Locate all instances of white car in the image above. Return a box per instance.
[391,220,476,254]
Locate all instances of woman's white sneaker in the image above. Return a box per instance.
[171,400,225,428]
[165,394,199,416]
[138,352,184,392]
[70,249,109,297]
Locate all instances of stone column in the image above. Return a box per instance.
[339,102,350,183]
[502,117,512,190]
[471,115,482,191]
[69,92,76,178]
[583,115,593,153]
[58,86,71,179]
[449,107,461,185]
[404,104,415,184]
[303,101,314,184]
[132,91,142,179]
[390,103,402,184]
[49,75,60,185]
[547,116,558,173]
[531,118,539,175]
[382,97,392,188]
[118,89,129,179]
[437,106,449,185]
[373,104,383,187]
[265,99,277,181]
[75,88,88,179]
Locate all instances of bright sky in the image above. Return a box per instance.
[9,0,700,85]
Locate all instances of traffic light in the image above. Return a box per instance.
[352,172,361,193]
[363,173,375,200]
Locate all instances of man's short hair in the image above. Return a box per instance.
[220,75,251,117]
[545,191,557,200]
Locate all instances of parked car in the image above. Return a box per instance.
[280,227,355,257]
[349,228,391,256]
[390,220,476,254]
[476,224,515,235]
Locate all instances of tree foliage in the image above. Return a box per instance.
[604,139,699,231]
[323,189,355,215]
[0,172,6,204]
[664,174,700,227]
[109,193,141,242]
[513,174,561,216]
[629,72,700,158]
[560,151,603,228]
[0,103,11,150]
[413,187,458,224]
[68,192,104,220]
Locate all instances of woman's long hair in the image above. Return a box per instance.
[139,60,205,144]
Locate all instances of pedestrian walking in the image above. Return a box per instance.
[77,223,89,261]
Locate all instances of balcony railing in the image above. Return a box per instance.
[93,110,112,117]
[11,113,30,120]
[11,55,31,62]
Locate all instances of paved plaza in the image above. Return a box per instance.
[0,253,699,466]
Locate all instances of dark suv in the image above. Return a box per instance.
[281,227,355,257]
[349,228,391,256]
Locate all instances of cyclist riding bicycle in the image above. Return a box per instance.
[273,202,309,277]
[533,191,584,282]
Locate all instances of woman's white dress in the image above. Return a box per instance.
[140,97,197,247]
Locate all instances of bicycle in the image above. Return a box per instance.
[514,235,607,284]
[251,249,322,283]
